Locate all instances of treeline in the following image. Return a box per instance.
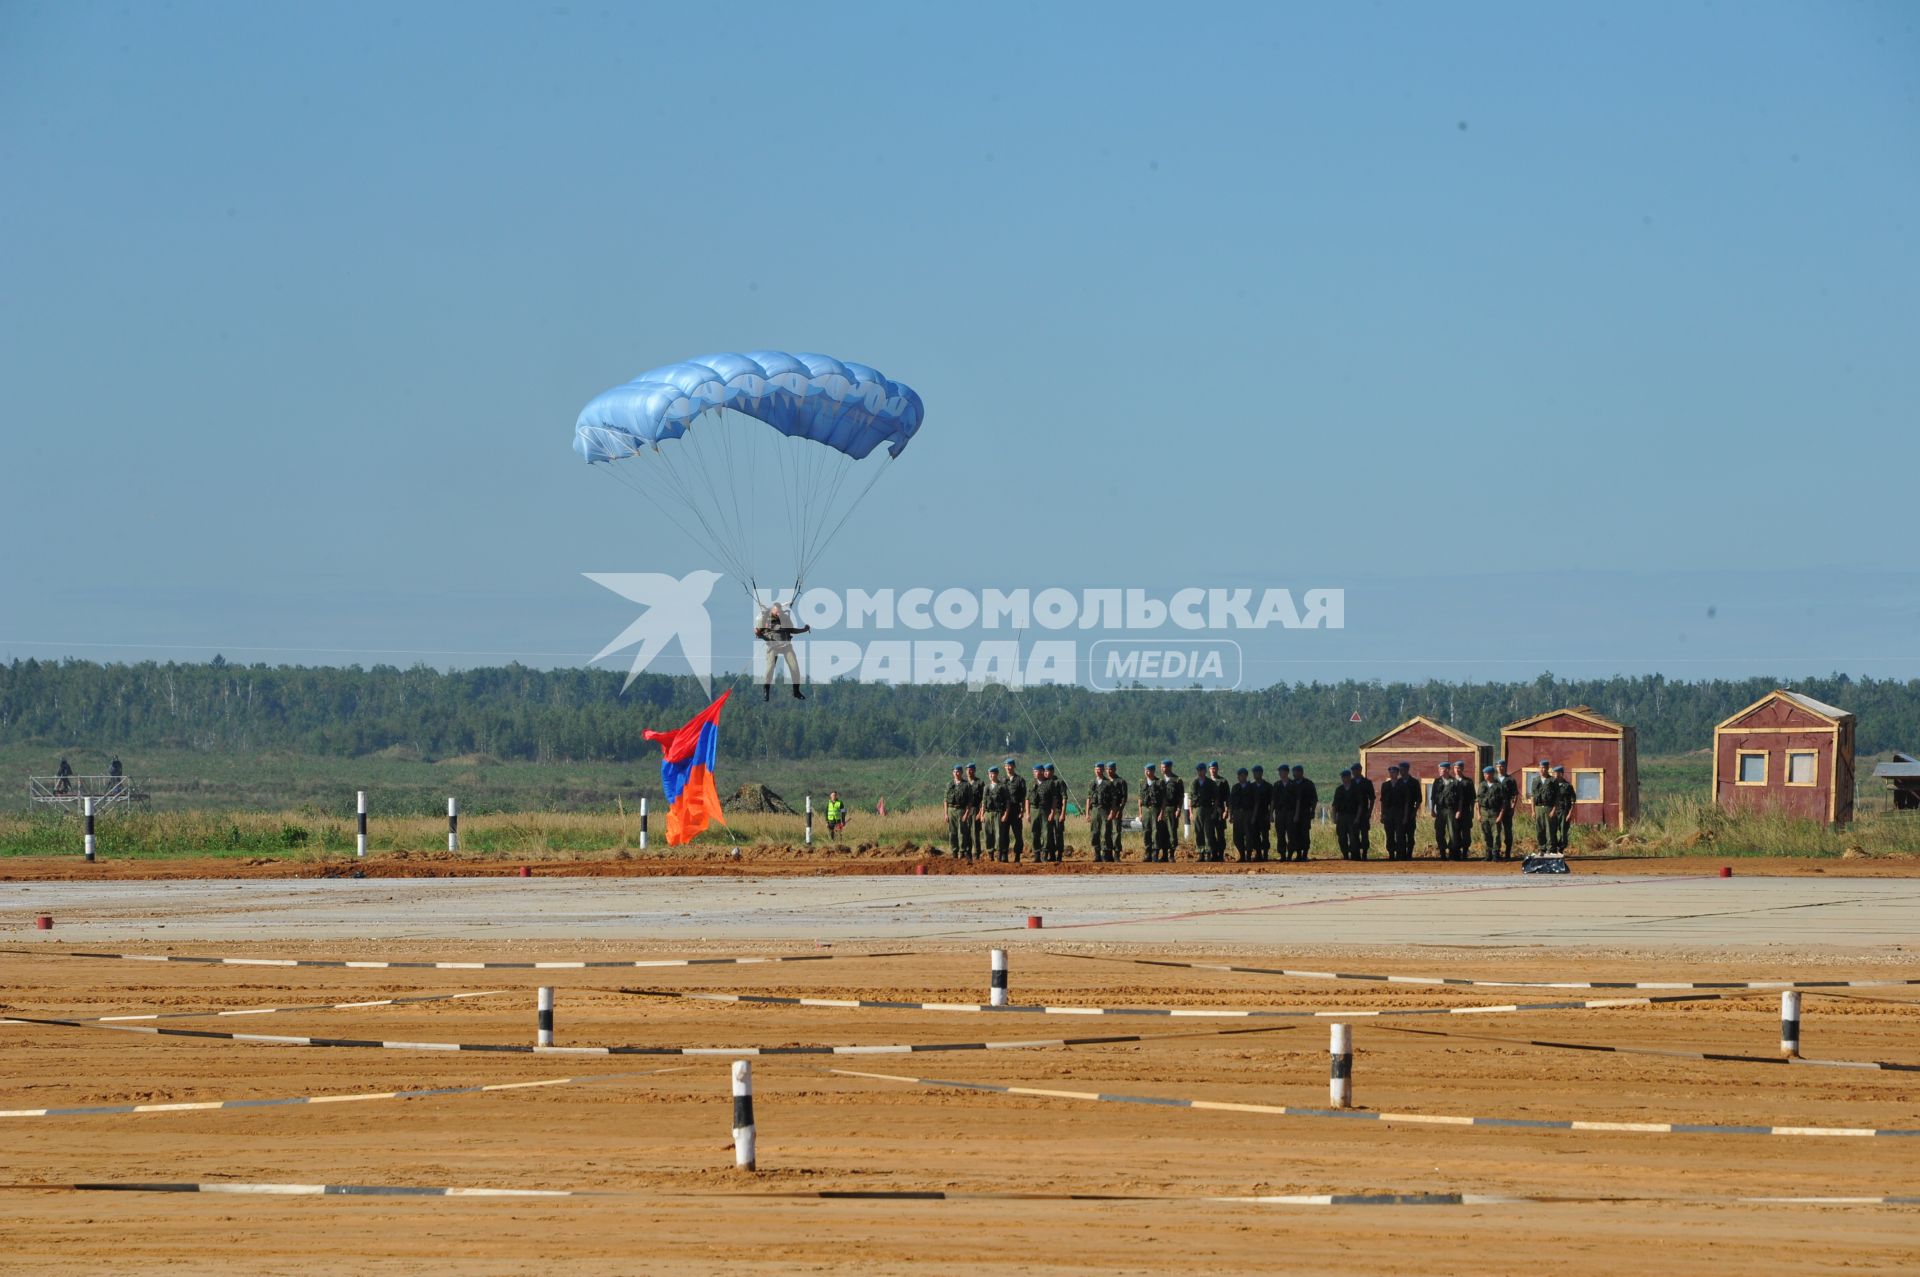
[2,659,1916,763]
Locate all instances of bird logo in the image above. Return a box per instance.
[585,569,723,694]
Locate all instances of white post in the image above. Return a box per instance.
[805,794,814,847]
[1781,990,1801,1058]
[83,797,96,863]
[638,796,649,850]
[537,986,555,1047]
[1181,790,1192,843]
[731,1060,757,1171]
[447,796,459,852]
[356,790,368,858]
[1330,1023,1353,1108]
[990,949,1009,1007]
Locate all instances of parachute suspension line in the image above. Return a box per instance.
[797,455,894,594]
[875,681,1000,810]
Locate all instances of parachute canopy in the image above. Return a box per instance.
[574,351,924,602]
[574,352,924,465]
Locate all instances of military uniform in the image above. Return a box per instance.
[1331,774,1360,859]
[1189,767,1215,861]
[1289,771,1318,861]
[945,769,972,859]
[982,771,1005,857]
[1104,766,1128,859]
[1530,768,1555,853]
[1001,763,1026,862]
[1476,770,1506,861]
[965,767,985,860]
[1028,767,1049,863]
[1270,771,1295,859]
[1250,770,1272,860]
[1142,767,1170,862]
[1381,767,1418,859]
[1447,767,1475,859]
[1086,769,1109,862]
[1351,769,1375,858]
[1495,765,1518,856]
[1229,772,1253,860]
[1159,767,1186,860]
[1550,768,1575,852]
[1431,770,1455,858]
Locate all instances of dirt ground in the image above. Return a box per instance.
[2,849,1913,881]
[2,941,1916,1274]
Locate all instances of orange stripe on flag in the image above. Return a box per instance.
[666,766,727,846]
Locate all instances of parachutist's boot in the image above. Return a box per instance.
[763,684,771,702]
[792,685,805,699]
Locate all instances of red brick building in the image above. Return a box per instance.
[1357,716,1493,809]
[1713,690,1856,826]
[1501,706,1639,831]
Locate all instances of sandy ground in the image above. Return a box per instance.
[2,879,1917,1273]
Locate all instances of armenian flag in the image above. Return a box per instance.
[643,689,730,846]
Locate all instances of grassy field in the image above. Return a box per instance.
[2,743,1914,859]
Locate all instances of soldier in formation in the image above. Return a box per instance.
[1476,764,1512,861]
[1140,763,1170,862]
[1286,764,1317,861]
[1379,761,1420,859]
[999,756,1026,862]
[1350,765,1375,857]
[1331,768,1362,858]
[1086,763,1110,862]
[945,765,974,861]
[1230,767,1254,860]
[1190,762,1218,862]
[1250,765,1272,860]
[1101,761,1128,860]
[1494,759,1518,857]
[982,766,1004,859]
[1158,760,1186,859]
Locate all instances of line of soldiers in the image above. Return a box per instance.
[943,755,1585,863]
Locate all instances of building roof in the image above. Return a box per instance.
[1873,751,1920,780]
[1715,688,1854,731]
[1776,690,1852,722]
[1503,704,1627,735]
[1356,715,1490,752]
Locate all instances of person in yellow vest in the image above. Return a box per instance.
[824,791,847,839]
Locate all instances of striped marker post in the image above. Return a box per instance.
[447,797,459,852]
[990,949,1009,1008]
[638,797,648,851]
[1181,791,1192,844]
[805,795,814,847]
[1781,991,1801,1058]
[83,797,96,863]
[355,791,368,858]
[537,987,555,1047]
[731,1060,756,1172]
[1330,1023,1353,1108]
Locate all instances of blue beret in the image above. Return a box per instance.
[1005,757,1017,766]
[1252,765,1264,773]
[1236,767,1248,775]
[1161,758,1174,767]
[1496,758,1507,765]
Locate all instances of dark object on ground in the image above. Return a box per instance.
[1522,854,1571,875]
[729,783,796,814]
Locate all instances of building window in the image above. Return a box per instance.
[1785,751,1817,787]
[1573,769,1603,802]
[1735,751,1768,785]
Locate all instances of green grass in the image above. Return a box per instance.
[2,744,1910,859]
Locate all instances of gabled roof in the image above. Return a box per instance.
[1503,704,1627,734]
[1715,688,1853,731]
[1873,751,1920,780]
[1357,715,1490,752]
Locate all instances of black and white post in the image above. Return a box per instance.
[731,1060,757,1172]
[990,948,1009,1007]
[638,797,648,851]
[537,986,555,1048]
[805,795,813,847]
[356,790,368,859]
[447,797,459,852]
[1181,791,1192,844]
[1329,1023,1353,1108]
[1781,990,1801,1058]
[83,796,96,863]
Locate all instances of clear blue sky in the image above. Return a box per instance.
[3,1,1916,683]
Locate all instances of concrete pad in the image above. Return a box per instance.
[3,873,1917,948]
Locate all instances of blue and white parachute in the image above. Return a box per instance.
[575,352,924,599]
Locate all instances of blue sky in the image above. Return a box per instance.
[3,1,1916,684]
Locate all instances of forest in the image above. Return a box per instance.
[4,658,1914,765]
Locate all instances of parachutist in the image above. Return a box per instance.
[756,603,810,701]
